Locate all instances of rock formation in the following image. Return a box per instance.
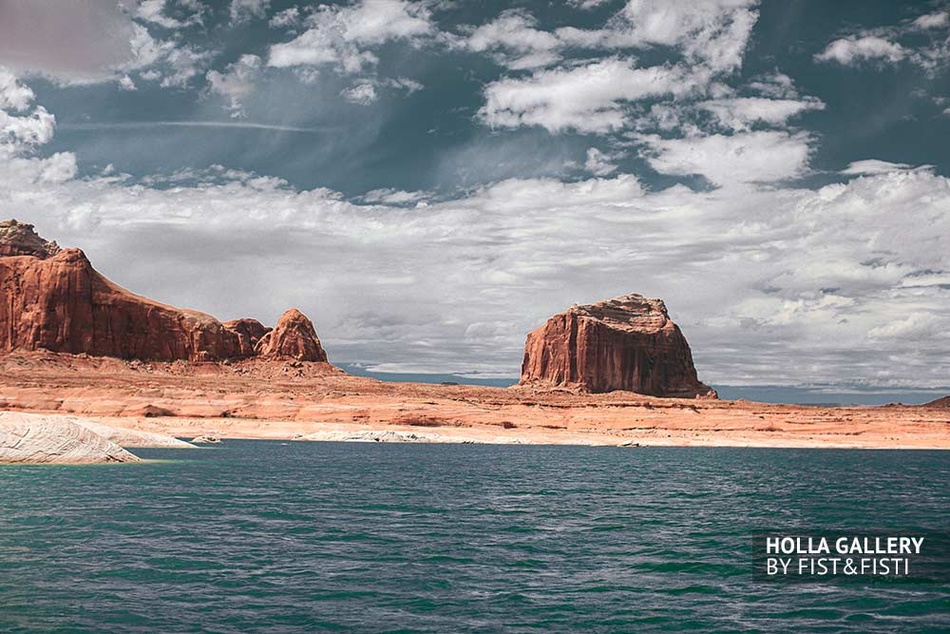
[0,219,62,258]
[520,293,715,398]
[255,308,328,362]
[0,412,141,463]
[0,220,327,364]
[924,396,950,408]
[222,318,271,357]
[72,419,197,448]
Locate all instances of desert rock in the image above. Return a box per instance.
[73,419,197,448]
[191,435,222,444]
[924,396,950,408]
[255,308,328,362]
[0,412,141,463]
[0,219,62,258]
[520,293,715,398]
[223,318,272,357]
[0,221,324,364]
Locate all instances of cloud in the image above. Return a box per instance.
[464,10,563,69]
[558,0,760,72]
[341,83,378,105]
[269,6,301,29]
[3,81,949,388]
[123,24,210,87]
[480,58,689,133]
[0,70,76,181]
[815,36,906,65]
[469,2,772,138]
[137,0,205,29]
[747,72,798,98]
[206,54,262,117]
[868,313,941,340]
[137,0,184,29]
[911,11,950,31]
[6,158,947,387]
[0,68,36,111]
[361,188,429,205]
[619,0,760,71]
[698,97,825,131]
[584,147,618,176]
[0,69,56,154]
[642,131,813,186]
[267,0,433,74]
[841,159,914,176]
[568,0,613,9]
[815,8,950,72]
[462,0,760,79]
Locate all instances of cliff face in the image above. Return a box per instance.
[0,221,325,363]
[520,294,715,398]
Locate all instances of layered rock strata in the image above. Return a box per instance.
[520,293,715,398]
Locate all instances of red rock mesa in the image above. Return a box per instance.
[520,293,716,398]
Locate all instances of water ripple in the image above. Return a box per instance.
[0,443,947,632]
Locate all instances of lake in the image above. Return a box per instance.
[1,442,947,632]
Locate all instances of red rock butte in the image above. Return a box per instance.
[520,293,716,398]
[255,308,328,362]
[0,219,326,363]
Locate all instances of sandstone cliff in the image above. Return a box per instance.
[520,294,715,398]
[255,308,328,362]
[0,220,326,364]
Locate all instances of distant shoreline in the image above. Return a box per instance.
[1,353,947,453]
[157,425,950,451]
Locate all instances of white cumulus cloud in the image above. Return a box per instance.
[558,0,760,73]
[268,0,433,74]
[699,97,825,131]
[464,10,563,70]
[642,131,813,186]
[480,58,689,133]
[815,36,906,65]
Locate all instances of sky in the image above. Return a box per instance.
[0,0,948,400]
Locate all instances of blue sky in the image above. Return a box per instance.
[0,0,948,398]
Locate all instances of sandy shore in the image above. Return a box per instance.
[0,352,947,449]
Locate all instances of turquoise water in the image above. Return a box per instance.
[1,442,948,632]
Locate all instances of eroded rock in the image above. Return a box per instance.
[0,222,328,365]
[255,308,328,362]
[0,412,141,463]
[520,293,716,398]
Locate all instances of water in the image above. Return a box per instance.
[1,442,948,632]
